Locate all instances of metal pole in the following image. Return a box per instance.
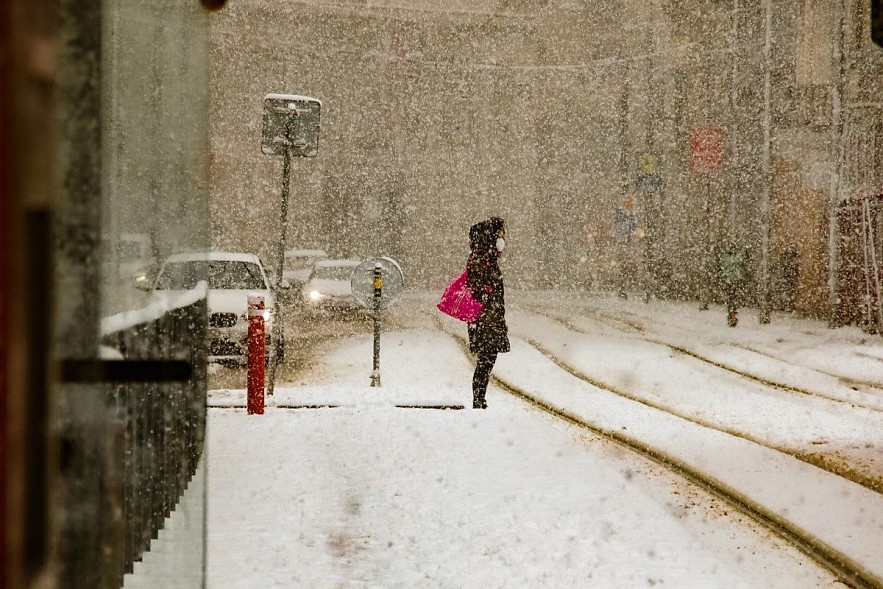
[700,175,711,310]
[827,0,846,327]
[729,0,740,240]
[867,202,883,330]
[758,0,773,324]
[266,145,291,396]
[370,263,381,387]
[643,205,652,304]
[644,8,655,305]
[861,201,873,326]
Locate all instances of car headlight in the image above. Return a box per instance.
[308,290,323,301]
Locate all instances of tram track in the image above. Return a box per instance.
[552,299,883,400]
[521,300,883,414]
[508,305,883,495]
[544,309,883,411]
[430,312,881,589]
[524,301,883,418]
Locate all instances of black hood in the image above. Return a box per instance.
[469,217,504,252]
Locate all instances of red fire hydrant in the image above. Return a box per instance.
[247,294,266,415]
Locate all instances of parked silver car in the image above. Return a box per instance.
[300,259,363,316]
[283,248,328,289]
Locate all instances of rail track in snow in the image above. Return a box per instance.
[508,303,883,495]
[431,310,882,589]
[539,298,883,406]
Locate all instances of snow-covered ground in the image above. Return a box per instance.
[507,293,883,491]
[126,292,883,588]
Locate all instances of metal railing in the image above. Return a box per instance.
[95,292,208,587]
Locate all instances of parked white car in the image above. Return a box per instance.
[148,251,284,363]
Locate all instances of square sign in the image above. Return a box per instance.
[689,127,724,175]
[614,207,638,238]
[261,94,321,157]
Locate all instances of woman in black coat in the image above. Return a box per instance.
[466,217,510,409]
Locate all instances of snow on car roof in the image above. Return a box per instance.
[314,259,362,268]
[264,93,322,106]
[285,249,328,257]
[164,251,262,264]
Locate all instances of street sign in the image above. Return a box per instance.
[689,127,724,175]
[639,154,659,175]
[614,207,638,239]
[261,94,321,157]
[635,173,663,193]
[351,257,404,310]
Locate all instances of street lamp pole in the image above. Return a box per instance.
[827,0,846,327]
[728,0,740,241]
[758,0,772,324]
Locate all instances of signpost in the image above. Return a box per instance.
[614,197,639,299]
[635,154,664,192]
[261,93,321,395]
[634,155,664,303]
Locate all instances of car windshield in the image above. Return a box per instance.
[154,260,266,290]
[312,265,356,281]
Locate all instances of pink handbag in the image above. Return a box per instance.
[437,270,483,323]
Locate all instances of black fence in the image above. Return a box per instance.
[99,294,208,587]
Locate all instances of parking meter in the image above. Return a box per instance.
[352,257,405,387]
[351,257,404,310]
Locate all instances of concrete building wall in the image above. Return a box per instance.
[209,0,635,290]
[209,0,883,315]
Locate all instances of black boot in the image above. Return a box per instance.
[472,390,487,409]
